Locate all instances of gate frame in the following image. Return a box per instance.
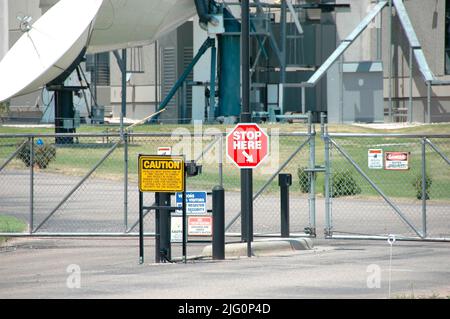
[322,127,450,242]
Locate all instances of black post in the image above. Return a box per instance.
[279,174,292,238]
[154,193,161,264]
[139,191,144,264]
[158,192,172,262]
[182,170,187,264]
[212,186,225,260]
[241,0,253,258]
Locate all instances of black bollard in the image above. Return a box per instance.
[279,174,292,238]
[212,186,225,260]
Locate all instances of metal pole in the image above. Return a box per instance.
[212,186,225,260]
[139,191,144,264]
[182,176,187,263]
[155,193,160,263]
[322,113,332,237]
[241,0,253,258]
[219,135,224,187]
[427,82,431,124]
[155,41,159,119]
[121,49,127,137]
[29,137,34,234]
[388,0,393,122]
[409,46,413,123]
[159,193,172,262]
[280,0,287,115]
[378,2,382,61]
[209,44,217,122]
[301,87,306,114]
[124,133,128,232]
[421,138,427,238]
[339,54,344,124]
[308,112,316,235]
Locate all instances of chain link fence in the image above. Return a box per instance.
[2,127,448,241]
[324,133,450,241]
[0,129,315,238]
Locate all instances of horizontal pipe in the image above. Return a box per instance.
[328,234,450,243]
[328,133,450,139]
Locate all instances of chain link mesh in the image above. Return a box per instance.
[328,136,450,239]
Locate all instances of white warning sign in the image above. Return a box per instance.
[368,149,383,170]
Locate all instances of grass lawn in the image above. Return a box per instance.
[0,215,27,244]
[0,123,449,200]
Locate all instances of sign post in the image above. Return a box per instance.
[138,155,186,264]
[227,123,269,257]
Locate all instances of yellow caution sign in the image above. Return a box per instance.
[138,155,185,192]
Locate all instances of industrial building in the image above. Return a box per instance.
[1,0,450,124]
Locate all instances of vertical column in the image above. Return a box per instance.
[408,46,413,123]
[159,193,172,262]
[279,174,291,238]
[29,137,34,234]
[427,82,431,124]
[322,114,332,237]
[139,191,144,264]
[124,132,128,232]
[308,112,316,235]
[120,49,127,136]
[241,0,253,257]
[209,44,217,122]
[388,0,393,122]
[421,138,427,238]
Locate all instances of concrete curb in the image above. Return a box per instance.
[201,238,314,258]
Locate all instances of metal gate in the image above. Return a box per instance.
[323,131,450,241]
[0,128,315,238]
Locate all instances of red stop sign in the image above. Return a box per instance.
[226,123,269,169]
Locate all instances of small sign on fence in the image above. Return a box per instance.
[368,149,384,169]
[385,152,410,171]
[175,192,207,215]
[171,216,183,243]
[188,216,213,237]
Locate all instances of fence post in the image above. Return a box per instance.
[421,138,427,238]
[308,112,316,236]
[29,136,34,234]
[124,132,129,232]
[322,113,332,237]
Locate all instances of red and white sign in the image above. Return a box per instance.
[157,147,172,156]
[385,152,410,171]
[226,123,269,169]
[188,216,213,236]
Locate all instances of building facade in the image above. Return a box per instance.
[1,0,450,124]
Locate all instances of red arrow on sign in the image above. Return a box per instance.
[226,123,269,169]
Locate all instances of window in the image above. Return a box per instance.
[446,0,450,74]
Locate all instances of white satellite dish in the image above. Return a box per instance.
[0,0,197,102]
[0,0,104,102]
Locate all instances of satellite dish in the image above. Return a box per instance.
[0,0,197,102]
[0,0,104,102]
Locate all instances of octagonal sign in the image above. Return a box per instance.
[226,123,269,169]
